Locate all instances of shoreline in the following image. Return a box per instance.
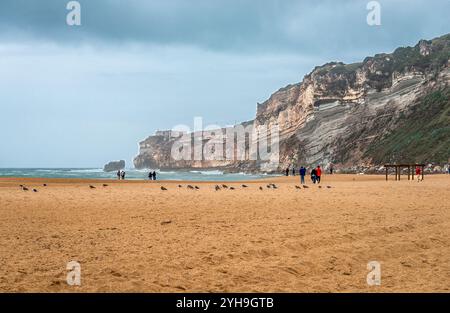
[0,173,419,186]
[0,173,447,183]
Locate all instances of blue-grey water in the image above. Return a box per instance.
[0,168,276,181]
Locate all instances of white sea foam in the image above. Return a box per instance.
[69,169,103,173]
[0,168,271,181]
[189,170,224,175]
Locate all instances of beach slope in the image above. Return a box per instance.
[0,174,449,292]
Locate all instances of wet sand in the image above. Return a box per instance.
[0,174,449,292]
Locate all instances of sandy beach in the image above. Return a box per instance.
[0,174,449,292]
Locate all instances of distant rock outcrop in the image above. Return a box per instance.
[103,160,125,172]
[134,33,450,172]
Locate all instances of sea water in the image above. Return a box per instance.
[0,168,276,181]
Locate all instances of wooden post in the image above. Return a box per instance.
[422,165,424,181]
[395,166,398,181]
[408,165,410,180]
[386,167,388,181]
[412,165,415,180]
[398,166,401,180]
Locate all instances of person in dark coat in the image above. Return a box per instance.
[311,168,317,184]
[299,166,306,184]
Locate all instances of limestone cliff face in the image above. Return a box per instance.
[134,34,450,172]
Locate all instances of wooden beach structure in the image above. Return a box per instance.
[384,164,425,181]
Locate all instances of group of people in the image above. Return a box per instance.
[148,171,157,180]
[116,170,157,180]
[285,165,323,184]
[116,170,126,180]
[285,167,297,176]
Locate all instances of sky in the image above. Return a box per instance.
[0,0,448,168]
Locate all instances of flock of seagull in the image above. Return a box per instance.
[158,183,332,191]
[19,182,332,192]
[19,183,109,192]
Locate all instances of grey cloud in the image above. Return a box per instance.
[0,0,448,57]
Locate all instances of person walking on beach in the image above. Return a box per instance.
[152,171,157,181]
[121,170,126,180]
[415,166,422,182]
[285,167,289,176]
[292,167,296,176]
[329,164,334,175]
[117,170,121,180]
[316,165,322,184]
[148,171,153,180]
[299,166,306,184]
[311,168,317,184]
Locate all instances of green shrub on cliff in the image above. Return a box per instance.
[365,88,450,164]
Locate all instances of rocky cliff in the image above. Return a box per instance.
[103,160,125,172]
[134,33,450,172]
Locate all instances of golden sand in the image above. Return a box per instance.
[0,174,449,292]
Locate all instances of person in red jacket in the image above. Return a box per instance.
[415,166,421,182]
[316,165,322,183]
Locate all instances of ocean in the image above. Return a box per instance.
[0,168,276,181]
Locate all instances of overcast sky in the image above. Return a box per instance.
[0,0,448,168]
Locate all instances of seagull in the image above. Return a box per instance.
[241,184,248,188]
[19,184,23,187]
[295,185,301,189]
[178,185,183,188]
[43,184,47,187]
[22,186,29,191]
[318,185,322,189]
[103,184,108,187]
[259,186,263,190]
[303,185,309,188]
[215,185,221,191]
[229,187,235,190]
[266,184,271,189]
[187,185,194,189]
[89,185,96,189]
[222,184,228,189]
[32,189,38,192]
[326,186,332,189]
[195,186,200,190]
[160,186,167,191]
